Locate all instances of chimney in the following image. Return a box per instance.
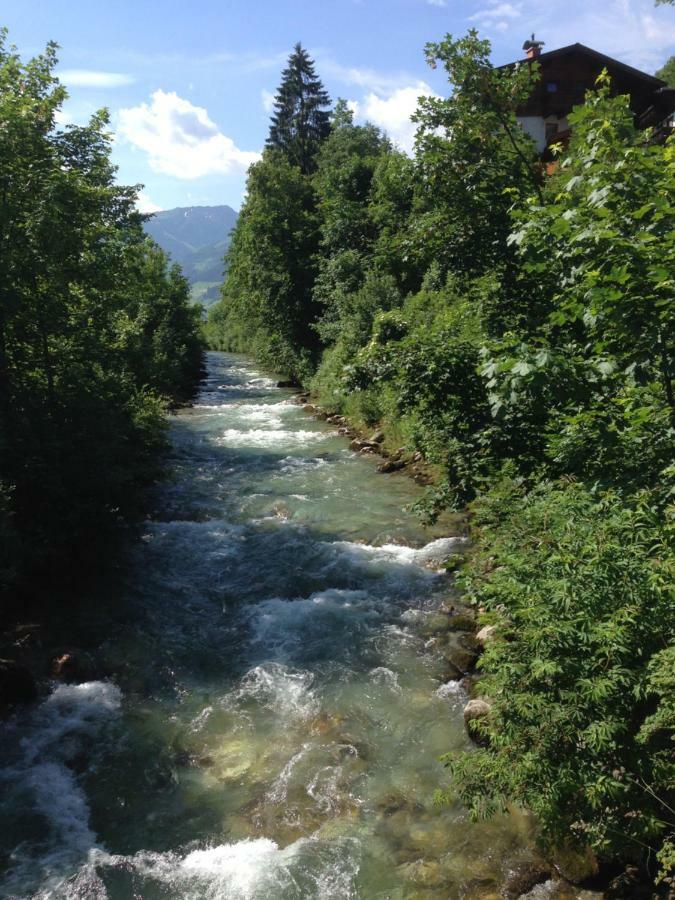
[523,33,545,60]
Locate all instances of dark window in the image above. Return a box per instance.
[545,122,559,142]
[546,82,558,93]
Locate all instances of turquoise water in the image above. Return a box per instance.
[0,352,547,899]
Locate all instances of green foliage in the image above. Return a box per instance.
[214,150,321,380]
[412,30,541,279]
[445,480,674,881]
[0,33,202,591]
[655,55,675,86]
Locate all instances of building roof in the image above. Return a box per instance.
[498,42,665,88]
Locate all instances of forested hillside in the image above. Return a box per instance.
[0,34,203,598]
[144,204,238,307]
[206,35,675,888]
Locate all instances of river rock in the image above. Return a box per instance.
[377,458,406,473]
[370,430,385,444]
[504,860,552,897]
[463,697,492,743]
[445,614,476,633]
[476,624,498,648]
[442,638,478,673]
[0,659,38,709]
[551,844,598,884]
[276,379,297,388]
[50,648,97,683]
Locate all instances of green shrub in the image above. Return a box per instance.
[445,479,675,881]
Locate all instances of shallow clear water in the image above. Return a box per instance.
[0,352,546,899]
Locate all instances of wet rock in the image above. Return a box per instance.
[338,427,350,435]
[552,845,599,884]
[397,859,449,890]
[303,404,318,414]
[440,662,464,681]
[370,430,385,444]
[360,446,376,454]
[443,640,478,673]
[476,624,498,648]
[50,648,97,683]
[377,458,406,473]
[445,614,476,633]
[463,697,491,742]
[0,659,37,709]
[504,860,552,897]
[276,379,297,388]
[315,410,328,420]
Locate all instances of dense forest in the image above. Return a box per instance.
[206,35,675,889]
[0,33,203,598]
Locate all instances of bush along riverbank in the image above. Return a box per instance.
[206,32,675,893]
[0,36,203,627]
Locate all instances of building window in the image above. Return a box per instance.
[546,81,558,93]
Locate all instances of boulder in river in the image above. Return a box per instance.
[445,613,477,633]
[442,636,479,673]
[377,458,406,473]
[475,624,498,648]
[0,659,38,710]
[370,430,385,444]
[503,859,552,898]
[551,844,599,885]
[463,697,492,743]
[50,648,98,683]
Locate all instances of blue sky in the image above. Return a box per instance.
[3,0,674,211]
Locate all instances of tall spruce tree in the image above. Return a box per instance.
[267,43,331,173]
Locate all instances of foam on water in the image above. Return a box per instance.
[225,662,320,721]
[0,682,121,896]
[217,428,329,447]
[246,589,380,663]
[71,834,360,900]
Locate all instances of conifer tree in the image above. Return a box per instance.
[267,43,331,173]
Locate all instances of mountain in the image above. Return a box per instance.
[144,205,239,307]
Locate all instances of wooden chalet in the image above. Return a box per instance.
[500,37,675,154]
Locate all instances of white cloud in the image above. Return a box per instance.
[469,1,523,31]
[261,89,276,113]
[59,69,135,88]
[427,0,447,6]
[117,90,261,179]
[136,191,162,214]
[353,81,438,154]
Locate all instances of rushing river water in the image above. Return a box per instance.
[1,353,566,899]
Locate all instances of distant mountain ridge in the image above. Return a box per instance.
[144,205,239,307]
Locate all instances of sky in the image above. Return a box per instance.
[3,0,674,212]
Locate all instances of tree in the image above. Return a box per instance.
[412,30,542,281]
[217,150,321,379]
[0,32,202,592]
[267,43,331,174]
[656,55,675,86]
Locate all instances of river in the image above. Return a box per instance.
[0,352,564,899]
